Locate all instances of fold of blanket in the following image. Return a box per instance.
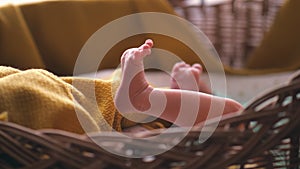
[0,66,124,134]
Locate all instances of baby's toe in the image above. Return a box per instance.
[172,62,189,72]
[136,43,152,58]
[190,67,200,77]
[192,63,203,73]
[145,39,153,47]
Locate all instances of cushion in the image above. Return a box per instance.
[0,4,45,70]
[246,0,300,71]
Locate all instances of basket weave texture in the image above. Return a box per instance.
[172,0,285,68]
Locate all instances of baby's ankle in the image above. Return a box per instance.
[130,85,153,111]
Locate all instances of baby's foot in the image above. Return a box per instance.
[170,62,211,93]
[114,39,154,114]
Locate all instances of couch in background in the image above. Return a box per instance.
[0,0,210,76]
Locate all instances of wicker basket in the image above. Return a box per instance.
[171,0,285,68]
[1,1,299,169]
[1,73,300,169]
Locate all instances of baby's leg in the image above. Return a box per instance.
[114,39,243,127]
[170,62,211,93]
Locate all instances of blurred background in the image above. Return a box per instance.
[168,0,285,68]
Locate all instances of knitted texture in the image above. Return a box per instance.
[0,66,123,134]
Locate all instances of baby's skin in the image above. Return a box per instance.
[114,39,243,127]
[170,61,211,94]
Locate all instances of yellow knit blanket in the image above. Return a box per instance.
[0,66,125,134]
